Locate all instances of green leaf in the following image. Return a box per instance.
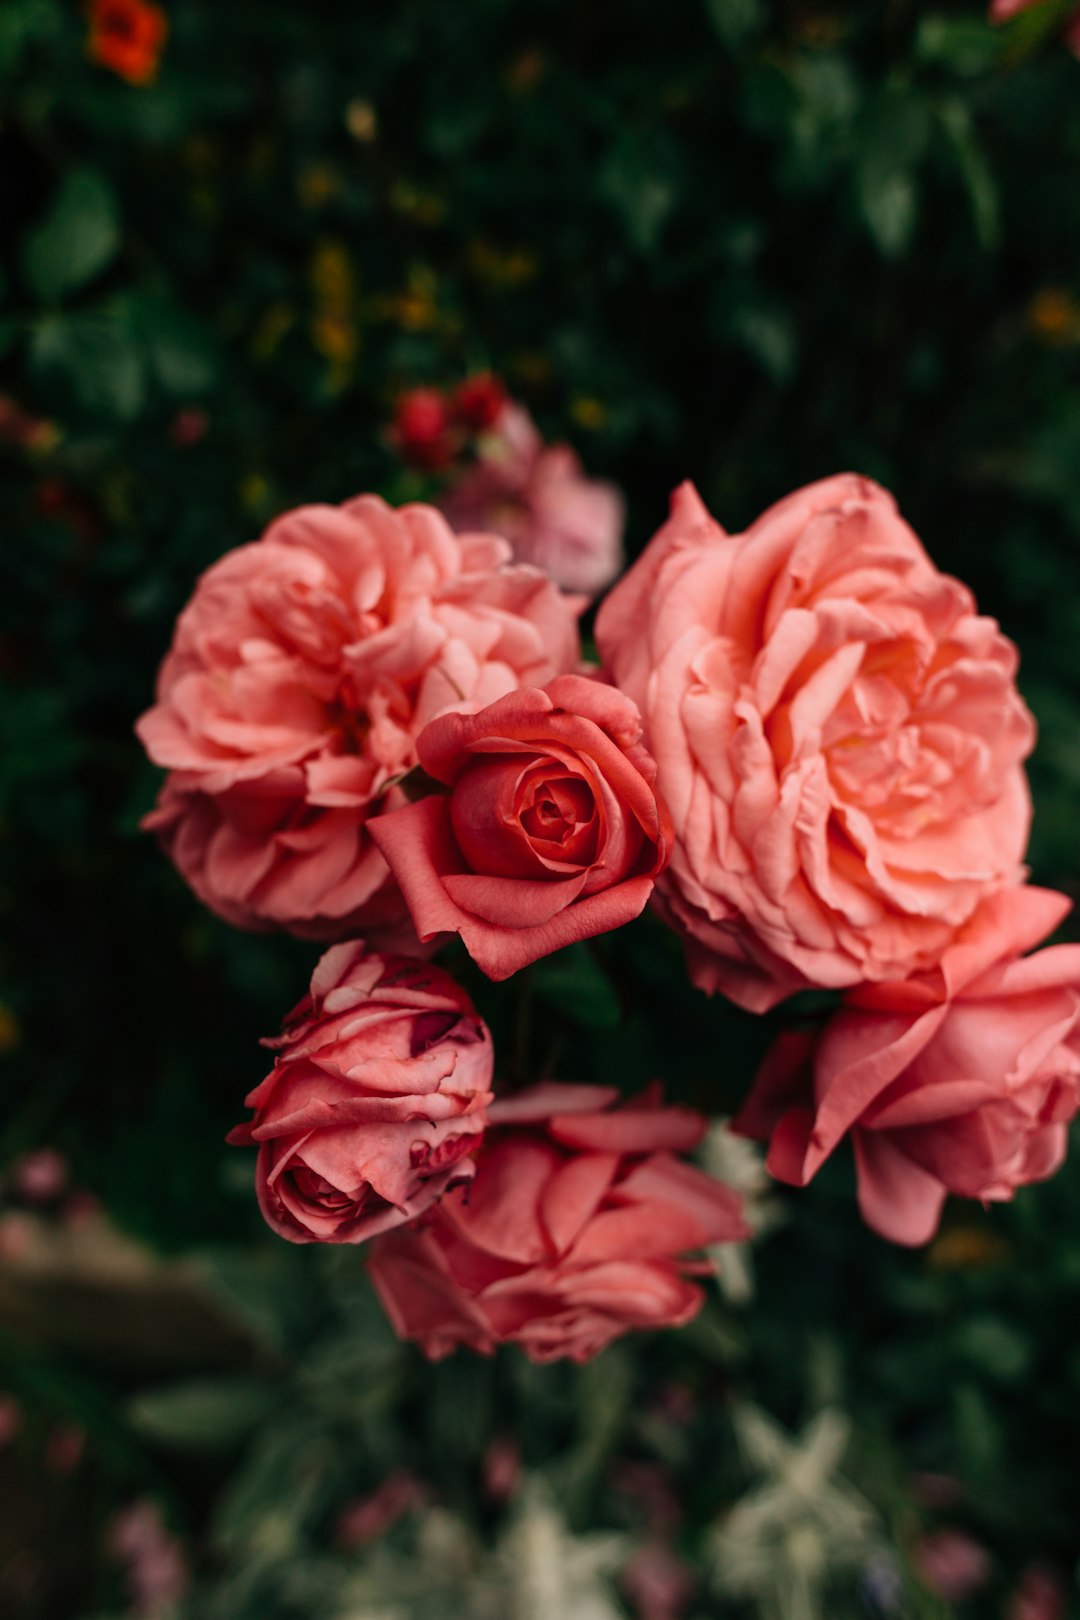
[916,15,1005,76]
[705,0,763,50]
[599,133,681,255]
[22,168,121,304]
[533,943,621,1030]
[855,89,930,259]
[129,1376,277,1452]
[124,292,221,397]
[30,310,144,419]
[937,98,1000,251]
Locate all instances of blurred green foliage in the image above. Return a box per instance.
[2,0,1080,1615]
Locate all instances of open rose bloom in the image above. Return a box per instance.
[368,1083,748,1362]
[137,497,580,940]
[597,475,1035,1011]
[228,943,494,1244]
[734,888,1080,1244]
[370,674,671,979]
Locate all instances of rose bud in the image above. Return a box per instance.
[597,476,1035,1011]
[452,373,508,433]
[390,388,455,470]
[228,944,494,1244]
[734,887,1080,1245]
[368,1082,748,1363]
[369,674,672,980]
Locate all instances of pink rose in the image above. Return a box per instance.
[596,476,1035,1012]
[368,1081,748,1363]
[733,887,1080,1244]
[441,403,625,598]
[137,495,580,939]
[228,943,494,1244]
[369,674,672,980]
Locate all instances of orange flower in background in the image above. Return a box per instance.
[87,0,168,86]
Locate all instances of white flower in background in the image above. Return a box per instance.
[710,1406,881,1620]
[700,1121,786,1305]
[334,1481,628,1620]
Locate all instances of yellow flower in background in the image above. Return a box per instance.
[298,164,341,210]
[467,242,538,287]
[309,240,359,379]
[1028,287,1080,346]
[344,99,378,143]
[927,1226,1011,1270]
[238,473,273,520]
[571,397,608,431]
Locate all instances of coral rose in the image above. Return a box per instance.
[368,1082,747,1362]
[733,887,1080,1245]
[597,476,1035,1012]
[369,674,672,980]
[227,943,494,1244]
[137,496,580,940]
[440,403,625,598]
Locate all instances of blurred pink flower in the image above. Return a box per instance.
[482,1437,522,1504]
[1007,1564,1067,1620]
[441,404,625,597]
[335,1471,424,1550]
[11,1148,67,1204]
[110,1500,188,1617]
[622,1542,695,1620]
[914,1528,991,1600]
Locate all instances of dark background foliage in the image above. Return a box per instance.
[2,0,1080,1615]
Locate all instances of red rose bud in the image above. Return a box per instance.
[391,388,455,470]
[228,944,494,1245]
[370,674,672,981]
[452,373,508,433]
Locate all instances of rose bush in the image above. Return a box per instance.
[369,673,672,979]
[597,475,1035,1012]
[137,495,580,940]
[368,1082,747,1362]
[733,887,1080,1244]
[228,943,494,1244]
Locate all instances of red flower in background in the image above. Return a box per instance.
[452,373,508,432]
[87,0,168,86]
[390,389,456,471]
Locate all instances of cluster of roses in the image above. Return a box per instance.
[138,467,1080,1361]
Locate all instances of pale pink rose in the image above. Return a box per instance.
[137,496,581,939]
[228,944,493,1245]
[734,887,1080,1244]
[368,1082,748,1363]
[596,476,1035,1012]
[440,403,625,598]
[370,674,672,980]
